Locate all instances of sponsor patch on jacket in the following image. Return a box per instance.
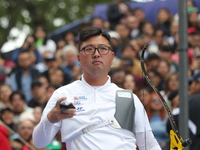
[117,92,131,98]
[74,96,87,101]
[76,107,85,112]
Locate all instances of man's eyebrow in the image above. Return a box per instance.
[83,44,108,47]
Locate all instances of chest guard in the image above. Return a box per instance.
[114,90,135,133]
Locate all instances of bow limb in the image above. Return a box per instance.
[140,45,191,150]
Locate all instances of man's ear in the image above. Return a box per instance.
[77,54,81,67]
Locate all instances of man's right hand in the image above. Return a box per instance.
[47,97,76,123]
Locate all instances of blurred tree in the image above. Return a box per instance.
[0,0,111,49]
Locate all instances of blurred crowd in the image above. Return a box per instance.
[0,0,200,149]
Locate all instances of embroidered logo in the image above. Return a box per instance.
[76,107,85,112]
[74,96,87,101]
[73,101,81,105]
[117,92,131,98]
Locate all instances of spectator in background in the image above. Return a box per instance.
[156,59,170,81]
[155,8,173,36]
[28,80,47,108]
[41,53,61,83]
[126,14,140,39]
[46,84,60,102]
[0,125,12,150]
[34,26,57,56]
[38,75,49,90]
[167,89,179,113]
[128,39,141,57]
[146,92,169,149]
[10,139,24,150]
[146,69,163,91]
[63,31,76,46]
[132,7,147,33]
[191,46,200,74]
[16,113,39,150]
[0,53,15,84]
[167,71,200,150]
[55,39,68,65]
[122,73,139,96]
[48,68,70,86]
[149,29,165,51]
[166,20,179,45]
[137,22,154,48]
[188,71,200,150]
[109,67,126,88]
[0,106,18,132]
[145,53,160,71]
[108,31,121,59]
[107,0,131,30]
[120,44,143,78]
[160,72,179,105]
[91,17,106,31]
[158,45,178,73]
[61,45,80,82]
[11,35,43,64]
[188,6,200,30]
[33,106,43,125]
[138,86,152,109]
[9,91,34,124]
[71,65,82,81]
[0,84,13,109]
[7,50,41,102]
[187,0,197,7]
[115,23,131,53]
[188,30,200,66]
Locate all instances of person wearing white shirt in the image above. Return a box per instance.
[32,27,161,150]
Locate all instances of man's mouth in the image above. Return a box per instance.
[92,60,102,64]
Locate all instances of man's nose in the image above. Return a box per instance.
[93,48,101,57]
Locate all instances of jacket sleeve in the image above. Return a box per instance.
[136,131,161,150]
[32,90,61,148]
[32,115,60,148]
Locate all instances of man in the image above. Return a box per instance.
[107,0,131,30]
[9,91,33,124]
[188,71,200,150]
[158,45,178,73]
[28,80,47,108]
[7,50,41,102]
[11,35,42,64]
[126,15,140,39]
[61,44,80,82]
[33,27,161,150]
[17,114,37,149]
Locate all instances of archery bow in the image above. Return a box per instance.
[140,45,192,150]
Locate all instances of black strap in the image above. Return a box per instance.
[114,90,135,133]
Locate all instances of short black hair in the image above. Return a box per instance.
[9,91,26,103]
[168,90,178,101]
[78,27,112,51]
[0,106,13,115]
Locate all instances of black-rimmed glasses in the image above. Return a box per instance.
[80,46,112,55]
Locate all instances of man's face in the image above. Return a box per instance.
[115,24,130,40]
[189,81,200,95]
[64,50,77,66]
[31,85,46,100]
[18,120,35,141]
[78,35,114,76]
[18,52,32,69]
[11,94,25,113]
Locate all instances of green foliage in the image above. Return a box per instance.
[0,0,111,48]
